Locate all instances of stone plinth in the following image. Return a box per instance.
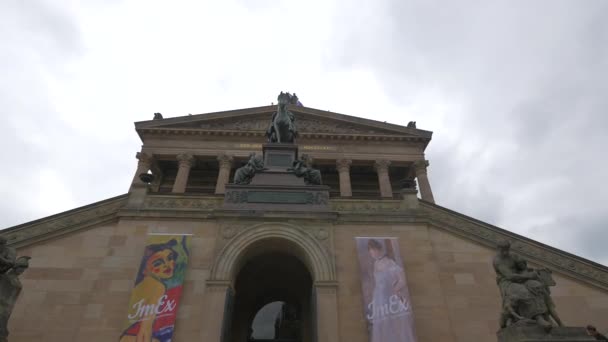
[223,143,329,211]
[263,143,298,170]
[223,184,330,212]
[497,325,596,342]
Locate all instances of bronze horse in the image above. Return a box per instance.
[266,92,299,143]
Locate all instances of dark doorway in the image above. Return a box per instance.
[229,253,313,342]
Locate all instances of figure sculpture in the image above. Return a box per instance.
[493,240,563,331]
[0,237,30,342]
[234,153,266,185]
[289,154,322,185]
[266,92,298,143]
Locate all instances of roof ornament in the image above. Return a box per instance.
[153,113,163,120]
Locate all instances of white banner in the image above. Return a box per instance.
[355,237,417,342]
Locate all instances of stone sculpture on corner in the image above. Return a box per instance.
[493,240,563,332]
[234,153,266,185]
[0,236,30,342]
[288,154,322,185]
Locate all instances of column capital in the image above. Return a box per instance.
[177,153,195,168]
[374,159,391,172]
[414,160,430,173]
[217,154,234,169]
[135,152,154,165]
[336,158,352,173]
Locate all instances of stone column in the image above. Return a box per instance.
[215,154,234,194]
[374,159,393,198]
[131,152,154,186]
[172,153,195,193]
[315,283,340,342]
[336,159,352,197]
[414,160,435,203]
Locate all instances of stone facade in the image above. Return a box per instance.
[2,105,608,341]
[6,210,608,342]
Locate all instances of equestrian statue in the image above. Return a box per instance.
[266,92,300,144]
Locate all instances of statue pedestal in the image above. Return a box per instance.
[262,143,298,171]
[223,143,330,212]
[497,324,596,342]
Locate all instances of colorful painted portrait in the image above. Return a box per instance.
[355,237,417,342]
[120,234,191,342]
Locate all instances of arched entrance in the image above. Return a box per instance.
[208,223,339,342]
[230,251,313,342]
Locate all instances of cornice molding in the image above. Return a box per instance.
[1,195,128,248]
[419,201,608,291]
[138,127,430,143]
[4,192,606,291]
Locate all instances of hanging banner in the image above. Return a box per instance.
[355,237,417,342]
[120,234,191,342]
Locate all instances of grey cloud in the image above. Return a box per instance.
[326,0,608,264]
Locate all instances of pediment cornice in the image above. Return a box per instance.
[134,105,432,145]
[420,201,608,291]
[1,195,128,248]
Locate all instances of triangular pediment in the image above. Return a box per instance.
[135,105,432,139]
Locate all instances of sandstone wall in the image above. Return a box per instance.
[333,223,608,342]
[8,219,608,342]
[9,219,219,342]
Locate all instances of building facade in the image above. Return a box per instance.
[2,104,608,341]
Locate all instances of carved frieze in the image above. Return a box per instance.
[2,196,128,247]
[144,196,223,210]
[421,202,608,290]
[196,116,400,135]
[331,200,403,212]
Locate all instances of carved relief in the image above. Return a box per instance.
[331,200,403,212]
[221,226,240,240]
[225,191,249,203]
[196,116,400,135]
[313,227,329,241]
[144,197,223,209]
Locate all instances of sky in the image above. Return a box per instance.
[1,0,607,265]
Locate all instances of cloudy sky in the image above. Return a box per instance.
[1,0,607,265]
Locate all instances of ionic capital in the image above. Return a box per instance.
[336,159,352,173]
[177,153,196,168]
[217,154,234,169]
[374,159,391,173]
[414,160,430,174]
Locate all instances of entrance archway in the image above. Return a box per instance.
[208,223,339,342]
[230,251,313,342]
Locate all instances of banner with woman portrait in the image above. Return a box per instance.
[355,237,417,342]
[120,234,192,342]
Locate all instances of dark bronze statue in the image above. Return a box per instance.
[266,92,299,143]
[234,153,266,185]
[0,236,30,342]
[289,154,322,185]
[493,240,563,331]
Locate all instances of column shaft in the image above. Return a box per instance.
[215,154,234,194]
[374,160,393,198]
[172,154,195,193]
[336,159,352,197]
[414,160,435,203]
